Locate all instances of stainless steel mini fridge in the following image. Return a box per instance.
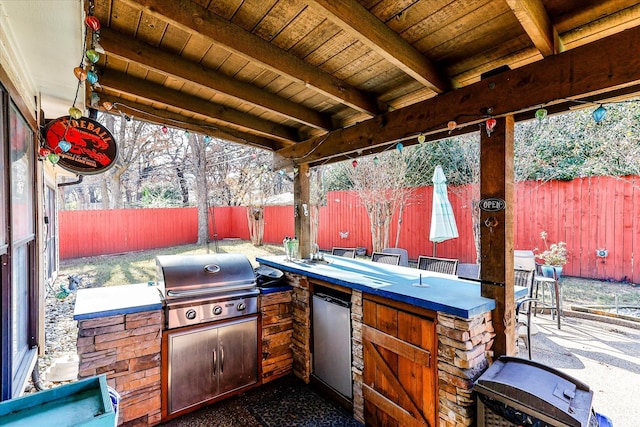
[312,293,353,399]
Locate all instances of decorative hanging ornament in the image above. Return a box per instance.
[485,118,497,136]
[86,48,100,64]
[48,153,60,164]
[184,130,190,137]
[203,135,212,144]
[293,167,299,174]
[396,142,403,153]
[102,101,113,111]
[535,108,548,122]
[58,140,72,152]
[73,67,87,81]
[279,169,285,175]
[68,106,82,120]
[373,156,379,165]
[352,159,358,168]
[447,121,457,132]
[39,147,51,157]
[161,125,168,133]
[593,105,607,123]
[417,134,426,144]
[86,70,99,85]
[84,15,101,31]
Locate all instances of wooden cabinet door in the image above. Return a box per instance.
[363,298,437,427]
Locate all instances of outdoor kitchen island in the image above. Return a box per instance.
[256,254,504,427]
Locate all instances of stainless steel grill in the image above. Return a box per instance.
[157,253,259,329]
[157,253,260,419]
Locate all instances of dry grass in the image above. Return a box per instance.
[59,241,640,312]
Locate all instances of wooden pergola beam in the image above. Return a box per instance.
[306,0,449,93]
[506,0,563,56]
[95,93,287,151]
[100,70,301,143]
[274,24,640,169]
[126,0,381,116]
[99,28,334,132]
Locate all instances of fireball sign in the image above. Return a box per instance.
[42,116,118,174]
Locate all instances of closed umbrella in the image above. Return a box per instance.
[429,165,458,256]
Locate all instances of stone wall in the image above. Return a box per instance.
[260,289,294,383]
[287,273,312,382]
[350,290,364,424]
[76,310,163,427]
[436,311,495,427]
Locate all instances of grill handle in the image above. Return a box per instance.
[165,282,256,298]
[212,349,217,375]
[204,264,221,274]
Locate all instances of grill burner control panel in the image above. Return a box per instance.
[167,296,258,329]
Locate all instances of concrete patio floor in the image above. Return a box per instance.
[522,312,640,427]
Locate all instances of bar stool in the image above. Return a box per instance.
[532,263,562,329]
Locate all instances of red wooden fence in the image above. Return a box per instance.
[59,176,640,283]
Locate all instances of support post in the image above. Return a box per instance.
[479,115,515,357]
[294,164,311,260]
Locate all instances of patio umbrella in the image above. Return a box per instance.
[429,165,458,256]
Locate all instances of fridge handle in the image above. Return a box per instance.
[220,345,225,373]
[212,349,217,375]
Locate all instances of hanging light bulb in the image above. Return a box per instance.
[102,101,113,111]
[417,134,425,144]
[396,142,403,153]
[74,67,87,81]
[58,140,72,152]
[39,147,51,157]
[279,169,285,175]
[293,167,299,174]
[184,130,190,136]
[86,48,100,64]
[161,125,168,133]
[592,105,607,123]
[535,108,548,122]
[352,159,358,168]
[447,121,457,132]
[86,70,99,85]
[48,153,60,164]
[203,135,212,144]
[84,15,101,31]
[69,106,82,119]
[373,156,379,165]
[485,118,497,136]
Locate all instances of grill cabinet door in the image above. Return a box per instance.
[218,317,258,395]
[167,324,219,414]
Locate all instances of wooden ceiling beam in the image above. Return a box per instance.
[99,70,301,143]
[95,93,287,151]
[306,0,449,93]
[506,0,563,56]
[274,24,640,169]
[126,0,381,116]
[99,28,333,131]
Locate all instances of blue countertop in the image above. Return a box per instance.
[256,255,527,319]
[73,282,163,321]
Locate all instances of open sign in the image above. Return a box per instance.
[479,198,506,212]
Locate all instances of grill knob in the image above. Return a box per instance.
[237,302,247,311]
[185,309,197,320]
[213,305,223,315]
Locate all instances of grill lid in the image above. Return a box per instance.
[157,253,256,298]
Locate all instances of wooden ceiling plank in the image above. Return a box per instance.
[100,70,301,142]
[100,28,332,130]
[126,0,380,115]
[306,0,449,93]
[560,4,640,50]
[274,25,640,168]
[505,0,562,56]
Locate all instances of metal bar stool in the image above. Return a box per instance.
[532,263,562,329]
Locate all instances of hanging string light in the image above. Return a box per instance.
[396,142,403,153]
[417,134,425,143]
[447,121,457,133]
[592,105,607,123]
[373,156,379,165]
[485,118,497,136]
[535,108,548,122]
[58,140,72,152]
[352,159,358,168]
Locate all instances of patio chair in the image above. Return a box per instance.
[370,252,401,266]
[532,262,562,329]
[417,256,458,275]
[382,248,409,267]
[331,247,356,258]
[457,263,480,280]
[514,268,537,359]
